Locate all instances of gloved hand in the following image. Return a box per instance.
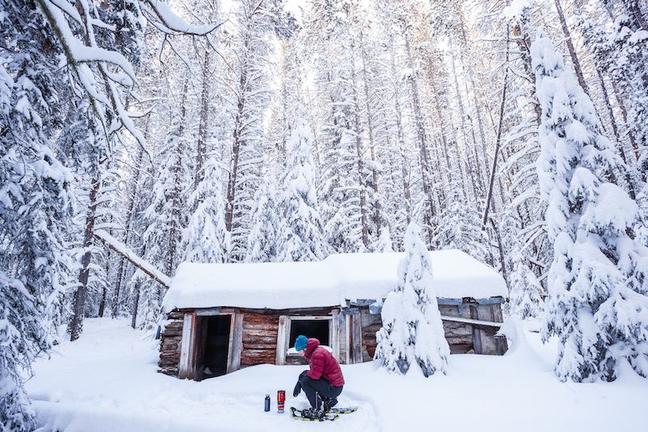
[293,370,308,397]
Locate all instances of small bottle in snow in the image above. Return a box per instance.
[264,394,270,412]
[277,390,286,413]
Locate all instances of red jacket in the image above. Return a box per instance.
[304,338,345,387]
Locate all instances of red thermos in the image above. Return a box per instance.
[277,390,286,413]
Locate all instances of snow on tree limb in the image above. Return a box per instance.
[144,0,224,35]
[94,230,171,288]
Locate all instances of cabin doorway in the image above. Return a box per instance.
[196,315,231,380]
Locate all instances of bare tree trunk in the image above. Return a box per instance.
[131,279,141,329]
[389,38,411,223]
[458,12,491,179]
[610,80,640,161]
[111,140,146,318]
[351,55,369,248]
[167,80,189,276]
[595,68,628,163]
[553,0,591,95]
[225,57,249,233]
[98,286,107,318]
[195,50,212,184]
[359,33,381,236]
[68,176,100,341]
[404,34,436,239]
[483,30,511,228]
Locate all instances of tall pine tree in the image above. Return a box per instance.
[533,31,648,382]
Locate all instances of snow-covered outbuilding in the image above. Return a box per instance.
[158,250,509,380]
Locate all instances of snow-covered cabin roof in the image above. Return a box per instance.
[163,249,507,311]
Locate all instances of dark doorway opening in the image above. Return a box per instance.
[290,319,330,347]
[197,315,231,380]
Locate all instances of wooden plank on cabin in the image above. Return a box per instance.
[230,313,243,372]
[351,311,363,364]
[276,315,289,365]
[469,305,483,354]
[336,311,346,364]
[491,303,504,323]
[290,315,333,321]
[178,313,194,379]
[344,314,351,364]
[330,310,340,360]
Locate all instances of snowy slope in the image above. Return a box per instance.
[27,319,648,432]
[165,249,507,310]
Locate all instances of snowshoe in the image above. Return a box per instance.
[290,407,338,422]
[329,406,358,415]
[320,396,358,415]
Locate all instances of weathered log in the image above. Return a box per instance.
[242,334,277,345]
[242,342,277,350]
[243,323,279,332]
[241,348,276,363]
[243,326,276,338]
[164,320,183,329]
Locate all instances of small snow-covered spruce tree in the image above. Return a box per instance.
[276,116,326,262]
[532,31,648,382]
[374,222,449,377]
[373,227,395,253]
[183,155,230,264]
[246,180,281,263]
[508,251,544,320]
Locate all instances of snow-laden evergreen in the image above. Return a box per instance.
[373,227,395,253]
[276,115,326,262]
[374,222,449,377]
[224,0,273,261]
[182,155,230,264]
[532,31,648,381]
[0,4,75,427]
[434,150,489,262]
[246,180,281,263]
[508,250,544,319]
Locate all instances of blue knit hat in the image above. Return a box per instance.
[294,335,308,351]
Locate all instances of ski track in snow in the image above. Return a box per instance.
[26,318,648,432]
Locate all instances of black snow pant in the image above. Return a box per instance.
[299,373,343,409]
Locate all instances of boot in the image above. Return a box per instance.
[323,397,338,412]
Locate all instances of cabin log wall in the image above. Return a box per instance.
[159,300,507,379]
[158,311,184,376]
[241,311,278,366]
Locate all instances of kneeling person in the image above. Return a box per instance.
[292,335,344,415]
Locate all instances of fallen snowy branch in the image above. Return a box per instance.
[94,230,171,288]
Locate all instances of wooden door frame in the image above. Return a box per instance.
[178,308,243,379]
[276,313,339,365]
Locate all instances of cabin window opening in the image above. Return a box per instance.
[198,315,231,380]
[290,319,330,347]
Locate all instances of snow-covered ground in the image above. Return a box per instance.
[27,318,648,432]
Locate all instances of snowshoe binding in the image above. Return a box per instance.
[290,407,338,422]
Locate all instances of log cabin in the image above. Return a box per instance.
[158,249,509,380]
